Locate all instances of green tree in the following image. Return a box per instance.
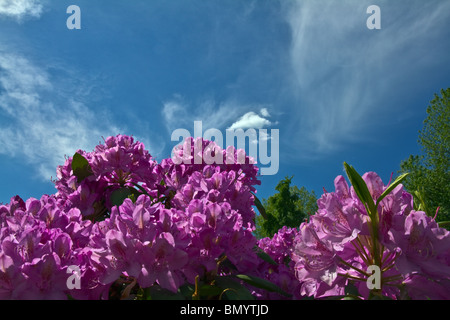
[399,88,450,224]
[255,176,318,239]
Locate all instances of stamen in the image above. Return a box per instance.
[338,258,371,278]
[351,239,370,266]
[433,207,440,221]
[338,273,367,282]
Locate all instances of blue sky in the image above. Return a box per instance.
[0,0,449,205]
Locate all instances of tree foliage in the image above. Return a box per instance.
[255,176,318,239]
[399,88,450,223]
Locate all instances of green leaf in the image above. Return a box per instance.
[376,172,409,207]
[143,285,185,300]
[127,193,136,203]
[343,162,376,214]
[344,281,361,297]
[219,256,238,271]
[317,295,346,300]
[214,276,255,300]
[71,153,93,183]
[251,192,268,220]
[412,188,434,217]
[253,246,278,266]
[235,274,291,298]
[110,187,137,207]
[368,291,393,300]
[130,182,152,198]
[341,296,361,300]
[438,221,450,228]
[198,284,224,297]
[178,283,195,299]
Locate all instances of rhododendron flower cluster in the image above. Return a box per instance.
[1,135,261,299]
[1,135,449,300]
[254,226,301,299]
[292,172,450,300]
[0,195,100,299]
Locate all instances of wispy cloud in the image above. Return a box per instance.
[282,0,450,159]
[0,0,44,21]
[0,51,120,180]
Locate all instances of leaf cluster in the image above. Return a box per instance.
[399,88,450,224]
[254,176,318,239]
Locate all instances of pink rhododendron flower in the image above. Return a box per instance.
[1,135,261,299]
[292,172,450,300]
[2,135,449,300]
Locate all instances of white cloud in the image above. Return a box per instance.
[0,0,44,20]
[260,107,270,118]
[0,51,120,180]
[228,111,272,130]
[161,97,276,141]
